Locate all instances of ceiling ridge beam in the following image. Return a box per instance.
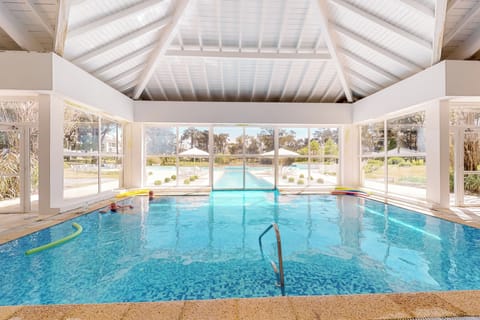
[443,1,480,45]
[399,0,435,18]
[25,0,55,36]
[335,24,423,72]
[72,17,171,65]
[340,48,400,82]
[0,1,44,51]
[431,0,447,65]
[168,45,330,54]
[92,44,155,77]
[133,0,191,99]
[54,0,71,55]
[165,50,331,61]
[316,0,353,102]
[68,0,163,39]
[330,0,431,50]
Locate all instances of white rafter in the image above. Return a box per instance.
[92,44,154,77]
[292,62,311,102]
[277,0,289,51]
[295,1,311,51]
[238,0,243,51]
[216,0,223,50]
[316,0,353,102]
[330,0,431,50]
[333,89,344,102]
[144,88,153,100]
[320,75,336,102]
[203,62,212,100]
[257,0,265,52]
[431,0,447,65]
[168,64,183,100]
[279,62,294,101]
[399,0,435,18]
[264,61,276,101]
[448,26,480,59]
[350,84,370,97]
[236,62,241,101]
[25,0,54,36]
[185,64,197,100]
[347,68,382,90]
[54,0,71,55]
[219,61,226,100]
[153,73,168,100]
[69,0,163,38]
[117,79,137,92]
[73,17,171,65]
[165,49,331,61]
[0,1,44,51]
[444,1,480,45]
[306,62,328,102]
[340,49,400,82]
[132,0,191,99]
[446,0,462,13]
[250,61,258,102]
[335,24,423,72]
[106,64,145,84]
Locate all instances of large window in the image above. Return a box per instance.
[360,112,426,200]
[63,105,123,199]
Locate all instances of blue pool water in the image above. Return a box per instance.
[1,191,480,305]
[214,167,273,189]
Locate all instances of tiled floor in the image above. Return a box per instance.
[1,197,480,320]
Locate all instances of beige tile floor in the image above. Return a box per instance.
[1,196,480,320]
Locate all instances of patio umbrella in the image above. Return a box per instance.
[262,147,300,156]
[179,147,209,174]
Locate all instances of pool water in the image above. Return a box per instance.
[1,191,480,305]
[214,167,273,189]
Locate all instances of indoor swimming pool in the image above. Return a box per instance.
[0,191,479,305]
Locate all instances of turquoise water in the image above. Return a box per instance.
[214,167,273,189]
[1,191,480,305]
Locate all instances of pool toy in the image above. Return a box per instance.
[115,189,149,198]
[25,223,83,255]
[331,186,369,198]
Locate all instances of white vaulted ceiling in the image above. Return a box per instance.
[1,0,480,103]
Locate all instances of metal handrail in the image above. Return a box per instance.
[258,223,284,288]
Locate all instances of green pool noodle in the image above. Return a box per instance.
[25,222,83,255]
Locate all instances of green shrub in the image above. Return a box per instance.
[282,175,287,179]
[399,161,411,167]
[317,178,324,184]
[388,157,404,165]
[288,177,295,183]
[171,175,176,180]
[164,177,171,183]
[148,171,153,176]
[193,175,199,180]
[465,175,480,193]
[299,173,305,178]
[184,179,190,184]
[449,171,454,192]
[309,176,313,180]
[297,179,304,185]
[364,159,383,173]
[154,180,162,186]
[189,176,196,181]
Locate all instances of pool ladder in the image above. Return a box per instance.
[258,223,285,289]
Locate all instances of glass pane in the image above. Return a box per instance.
[178,126,209,153]
[450,108,480,126]
[387,156,426,199]
[100,156,121,191]
[214,127,243,155]
[145,156,176,187]
[245,127,274,155]
[463,130,480,205]
[387,112,425,155]
[362,157,385,192]
[464,173,480,205]
[0,99,38,123]
[278,157,304,186]
[179,156,209,186]
[279,128,308,153]
[213,157,243,189]
[309,158,338,186]
[361,122,384,156]
[64,156,98,199]
[310,128,339,156]
[245,158,274,189]
[64,108,99,153]
[100,119,120,154]
[0,129,20,212]
[145,127,176,156]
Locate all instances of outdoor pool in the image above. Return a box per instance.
[0,191,479,305]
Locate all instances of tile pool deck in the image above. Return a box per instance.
[1,195,479,320]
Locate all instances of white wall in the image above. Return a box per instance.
[0,51,52,91]
[134,101,353,125]
[445,60,480,97]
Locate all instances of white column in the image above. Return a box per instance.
[123,122,143,188]
[425,100,450,208]
[340,125,360,187]
[38,94,64,214]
